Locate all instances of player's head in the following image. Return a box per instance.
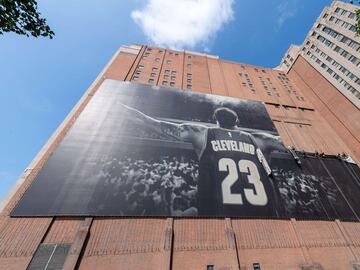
[213,107,239,129]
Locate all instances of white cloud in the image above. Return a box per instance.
[276,0,298,29]
[131,0,234,49]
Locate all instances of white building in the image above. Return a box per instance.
[278,1,360,108]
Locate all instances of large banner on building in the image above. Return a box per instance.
[11,80,360,220]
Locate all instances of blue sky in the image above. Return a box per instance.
[0,0,334,201]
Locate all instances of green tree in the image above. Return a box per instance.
[349,1,360,35]
[0,0,54,38]
[356,9,360,36]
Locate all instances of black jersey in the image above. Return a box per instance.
[197,127,277,217]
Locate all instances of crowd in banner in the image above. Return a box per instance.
[91,155,199,216]
[274,168,338,217]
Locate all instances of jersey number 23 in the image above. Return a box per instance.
[218,158,268,206]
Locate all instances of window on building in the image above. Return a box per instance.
[148,79,155,84]
[150,73,156,77]
[187,79,192,83]
[207,265,214,270]
[340,66,348,74]
[187,63,192,68]
[152,67,158,72]
[327,68,333,75]
[341,10,348,16]
[171,71,176,75]
[326,56,333,62]
[132,76,139,81]
[187,73,192,78]
[335,7,340,13]
[171,76,176,81]
[349,55,357,63]
[175,52,179,56]
[188,55,192,59]
[155,58,160,62]
[165,70,170,74]
[340,37,348,43]
[337,33,344,40]
[137,65,144,71]
[323,13,328,18]
[147,47,152,51]
[332,60,340,68]
[323,26,330,34]
[166,59,172,64]
[27,244,71,270]
[186,84,192,89]
[324,40,332,47]
[170,82,175,86]
[349,12,356,19]
[283,106,290,110]
[340,50,348,58]
[169,52,173,55]
[158,50,163,53]
[164,75,169,80]
[162,81,168,86]
[348,40,357,49]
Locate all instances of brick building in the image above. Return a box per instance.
[0,42,359,270]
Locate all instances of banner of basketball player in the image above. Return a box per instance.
[11,80,360,220]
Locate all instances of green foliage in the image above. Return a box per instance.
[0,0,54,38]
[356,9,360,36]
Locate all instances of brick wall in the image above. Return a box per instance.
[1,45,359,269]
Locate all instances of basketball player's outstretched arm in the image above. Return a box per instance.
[119,103,207,155]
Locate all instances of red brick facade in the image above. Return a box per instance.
[0,45,359,270]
